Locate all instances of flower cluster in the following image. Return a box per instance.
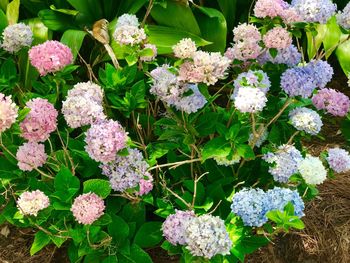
[307,60,334,89]
[312,88,350,117]
[85,120,128,163]
[16,142,47,171]
[140,44,157,62]
[17,190,50,217]
[253,0,301,23]
[62,82,106,128]
[113,14,146,46]
[29,40,73,76]
[291,0,337,24]
[263,27,292,49]
[162,210,195,245]
[138,177,154,196]
[249,130,268,148]
[337,2,350,29]
[258,45,302,67]
[0,93,18,133]
[233,87,267,113]
[100,148,152,192]
[71,192,105,225]
[326,148,350,173]
[298,155,327,185]
[234,70,271,95]
[263,145,303,183]
[1,23,33,53]
[289,107,323,135]
[20,98,58,142]
[172,84,207,114]
[172,38,197,59]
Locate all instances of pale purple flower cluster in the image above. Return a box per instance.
[298,155,327,185]
[307,60,334,89]
[85,120,128,163]
[173,84,207,114]
[17,190,50,217]
[337,2,350,29]
[289,107,323,135]
[258,44,302,67]
[1,23,33,53]
[138,177,154,196]
[312,88,350,117]
[234,70,271,95]
[71,192,105,225]
[326,148,350,173]
[113,14,146,46]
[172,38,197,59]
[16,142,47,171]
[29,40,73,76]
[100,148,151,192]
[0,93,18,133]
[140,44,157,62]
[263,144,303,183]
[162,210,195,245]
[62,82,106,128]
[20,98,58,142]
[233,87,267,113]
[263,27,292,49]
[291,0,337,24]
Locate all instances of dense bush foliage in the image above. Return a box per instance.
[1,0,350,262]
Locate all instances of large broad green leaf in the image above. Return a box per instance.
[0,9,7,32]
[67,0,103,22]
[6,0,19,25]
[0,0,8,12]
[38,9,76,31]
[217,0,237,33]
[83,179,111,199]
[60,29,87,60]
[133,222,163,248]
[323,16,343,58]
[151,0,201,35]
[336,38,350,76]
[201,137,231,161]
[194,6,227,52]
[30,231,51,255]
[306,24,327,60]
[147,25,211,54]
[117,0,148,15]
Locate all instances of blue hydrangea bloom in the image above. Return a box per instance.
[306,60,334,89]
[291,0,337,24]
[258,45,302,67]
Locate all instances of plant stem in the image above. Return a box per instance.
[148,158,202,171]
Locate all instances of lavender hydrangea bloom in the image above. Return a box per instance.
[289,107,323,135]
[258,45,302,67]
[1,23,33,53]
[306,60,333,89]
[263,145,303,183]
[337,2,350,29]
[234,70,271,95]
[173,84,207,114]
[291,0,337,24]
[231,188,270,226]
[312,88,350,117]
[326,148,350,173]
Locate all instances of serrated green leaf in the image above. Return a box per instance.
[201,137,231,161]
[30,231,51,255]
[83,179,111,199]
[133,222,163,248]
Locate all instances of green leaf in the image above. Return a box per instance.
[66,0,102,22]
[147,25,211,54]
[129,244,153,263]
[38,9,76,31]
[266,210,283,224]
[60,29,87,61]
[283,202,295,216]
[269,48,278,58]
[0,0,8,12]
[49,5,79,16]
[323,16,343,58]
[54,166,80,192]
[201,137,231,161]
[30,231,51,255]
[217,0,237,32]
[286,218,305,230]
[0,8,7,32]
[306,24,327,60]
[6,0,19,25]
[236,144,255,159]
[83,179,111,199]
[108,215,130,244]
[336,38,350,76]
[133,222,163,248]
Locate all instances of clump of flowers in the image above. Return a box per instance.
[312,88,350,117]
[138,177,154,196]
[258,45,302,67]
[173,84,207,114]
[298,155,327,185]
[29,40,73,76]
[249,130,268,148]
[116,14,139,28]
[185,214,232,259]
[71,192,105,225]
[337,2,350,29]
[17,190,50,216]
[234,70,271,94]
[0,93,18,133]
[291,0,337,24]
[1,23,33,53]
[172,38,197,59]
[67,82,104,102]
[140,44,157,62]
[100,148,151,192]
[263,145,303,183]
[85,120,128,163]
[162,210,196,245]
[326,148,350,173]
[233,87,267,113]
[20,98,58,142]
[263,27,292,49]
[289,107,323,135]
[306,60,334,89]
[16,142,47,171]
[253,0,288,18]
[113,14,146,46]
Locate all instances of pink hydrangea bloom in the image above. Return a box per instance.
[224,47,235,61]
[85,120,128,163]
[233,23,261,42]
[281,7,302,23]
[17,190,50,216]
[20,98,58,142]
[138,177,153,196]
[16,142,47,171]
[0,93,18,133]
[67,82,104,103]
[29,40,73,76]
[140,44,157,62]
[254,0,289,18]
[263,27,292,49]
[71,192,105,225]
[312,88,350,117]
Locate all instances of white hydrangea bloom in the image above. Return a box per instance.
[116,14,139,28]
[172,38,197,59]
[289,107,323,135]
[1,23,33,53]
[113,25,146,46]
[298,155,327,185]
[17,190,50,216]
[233,87,267,113]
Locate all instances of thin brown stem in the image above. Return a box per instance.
[148,158,202,171]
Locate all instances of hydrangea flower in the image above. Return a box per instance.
[116,14,139,28]
[253,0,289,18]
[1,23,33,53]
[0,93,18,133]
[291,0,337,24]
[172,38,197,59]
[140,44,157,62]
[67,82,104,103]
[185,214,232,259]
[258,45,302,67]
[263,144,303,183]
[249,130,269,148]
[298,155,327,185]
[113,25,146,46]
[162,210,195,245]
[214,153,241,166]
[231,188,269,226]
[17,190,50,217]
[306,60,334,89]
[173,84,207,114]
[224,47,235,61]
[233,87,267,113]
[16,142,47,171]
[100,148,151,192]
[85,120,128,163]
[266,187,305,217]
[263,27,292,49]
[337,2,350,29]
[178,51,231,85]
[326,148,350,173]
[29,40,73,76]
[289,107,323,135]
[233,23,261,42]
[20,98,58,142]
[71,192,105,225]
[138,177,154,196]
[312,88,350,117]
[233,70,271,95]
[281,7,303,23]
